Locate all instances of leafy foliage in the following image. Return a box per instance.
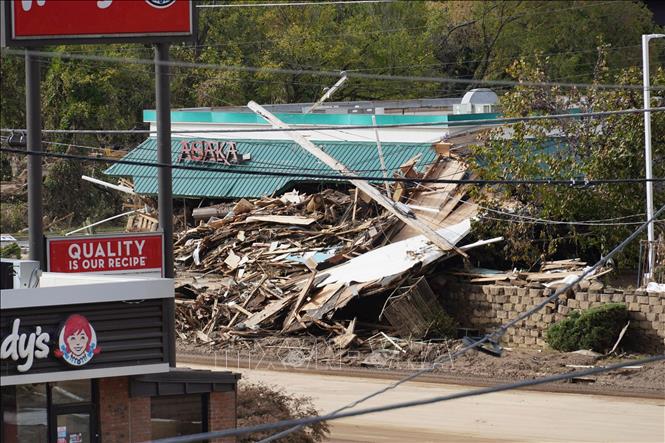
[470,50,665,268]
[0,1,662,231]
[238,382,328,443]
[546,303,629,352]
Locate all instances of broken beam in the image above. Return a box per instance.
[246,101,468,257]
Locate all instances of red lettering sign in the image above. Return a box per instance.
[2,0,195,46]
[46,233,163,276]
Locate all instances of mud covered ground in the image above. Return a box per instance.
[177,336,664,395]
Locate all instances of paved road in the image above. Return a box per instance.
[182,363,665,443]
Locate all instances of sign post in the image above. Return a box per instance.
[25,49,43,267]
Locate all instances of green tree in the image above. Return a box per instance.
[470,51,665,268]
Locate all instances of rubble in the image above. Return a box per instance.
[172,163,487,346]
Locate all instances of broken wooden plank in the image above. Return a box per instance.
[282,272,318,331]
[243,293,297,329]
[245,215,317,226]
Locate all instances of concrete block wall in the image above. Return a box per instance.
[441,281,664,353]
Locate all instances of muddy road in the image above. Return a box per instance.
[181,362,665,442]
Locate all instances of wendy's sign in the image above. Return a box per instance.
[177,140,251,165]
[0,314,100,372]
[46,232,163,276]
[1,0,196,47]
[55,315,101,367]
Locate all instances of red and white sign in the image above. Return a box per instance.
[47,232,163,276]
[2,0,194,46]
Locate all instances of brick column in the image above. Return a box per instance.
[98,377,152,443]
[208,390,237,443]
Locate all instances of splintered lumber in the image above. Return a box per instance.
[283,272,317,331]
[245,215,317,226]
[247,101,468,257]
[243,293,297,329]
[227,275,268,329]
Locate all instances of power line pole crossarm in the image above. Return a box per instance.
[247,101,468,257]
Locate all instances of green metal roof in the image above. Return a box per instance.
[105,138,437,199]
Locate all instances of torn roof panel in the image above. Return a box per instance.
[105,137,437,199]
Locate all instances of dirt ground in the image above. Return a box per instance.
[177,336,665,396]
[182,363,665,443]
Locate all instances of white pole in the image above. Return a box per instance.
[305,73,348,114]
[372,115,391,196]
[247,101,469,257]
[642,34,665,282]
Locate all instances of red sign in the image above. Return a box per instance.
[46,232,163,276]
[2,0,194,46]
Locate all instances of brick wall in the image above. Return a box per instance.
[439,280,664,353]
[208,390,237,443]
[98,377,150,443]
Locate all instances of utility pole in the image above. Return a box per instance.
[642,33,664,283]
[155,43,175,367]
[26,49,43,268]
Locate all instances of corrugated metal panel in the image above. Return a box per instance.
[105,138,436,199]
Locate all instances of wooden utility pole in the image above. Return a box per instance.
[247,101,468,257]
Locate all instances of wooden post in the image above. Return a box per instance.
[247,101,468,257]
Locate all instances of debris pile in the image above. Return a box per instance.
[173,188,403,344]
[450,258,612,289]
[172,168,484,346]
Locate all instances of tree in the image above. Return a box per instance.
[469,51,665,268]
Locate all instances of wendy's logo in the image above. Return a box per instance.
[54,315,101,367]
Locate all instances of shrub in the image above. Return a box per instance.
[0,202,27,233]
[238,382,329,443]
[546,303,629,353]
[0,243,21,259]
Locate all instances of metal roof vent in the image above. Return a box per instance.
[460,88,498,105]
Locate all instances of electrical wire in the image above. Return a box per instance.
[2,48,661,91]
[150,355,665,443]
[2,146,664,186]
[197,0,393,7]
[250,203,665,443]
[1,106,662,135]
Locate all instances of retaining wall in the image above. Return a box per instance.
[437,279,664,353]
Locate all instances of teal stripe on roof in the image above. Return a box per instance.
[142,110,499,126]
[105,138,437,199]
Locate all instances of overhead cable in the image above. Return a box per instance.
[149,354,665,443]
[2,48,662,91]
[198,0,393,7]
[1,107,663,135]
[255,203,665,442]
[1,147,663,186]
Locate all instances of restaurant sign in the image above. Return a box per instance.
[1,314,100,373]
[46,232,163,276]
[1,285,172,385]
[1,0,196,46]
[177,140,251,165]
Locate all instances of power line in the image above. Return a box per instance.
[149,354,665,443]
[198,0,393,7]
[255,203,665,442]
[2,146,664,186]
[471,201,658,226]
[2,107,662,135]
[2,48,661,91]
